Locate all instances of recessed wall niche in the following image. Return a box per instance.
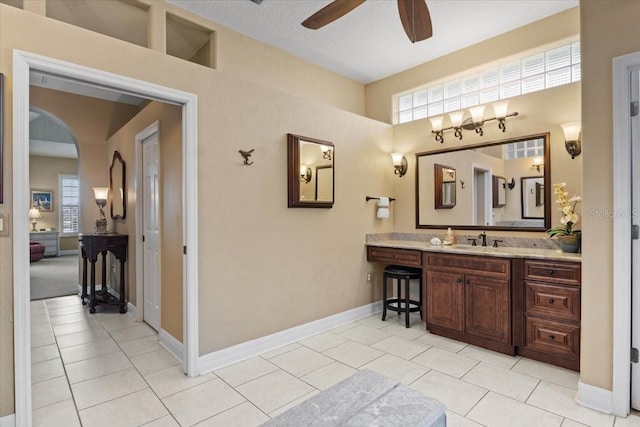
[166,12,216,69]
[46,0,149,49]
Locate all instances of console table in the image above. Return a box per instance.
[79,233,128,314]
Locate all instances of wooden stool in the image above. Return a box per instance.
[382,265,422,328]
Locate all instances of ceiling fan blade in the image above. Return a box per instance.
[397,0,433,43]
[302,0,366,30]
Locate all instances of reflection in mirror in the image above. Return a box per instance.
[493,176,506,208]
[434,164,456,209]
[287,134,334,208]
[521,176,545,219]
[416,133,550,230]
[110,151,126,219]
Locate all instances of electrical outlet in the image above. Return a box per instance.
[367,272,372,282]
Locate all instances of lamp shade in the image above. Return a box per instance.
[320,145,330,153]
[429,116,444,132]
[390,152,405,166]
[533,157,543,167]
[93,187,109,201]
[561,122,581,141]
[448,111,464,127]
[492,101,510,119]
[300,165,308,175]
[469,105,486,124]
[29,208,41,220]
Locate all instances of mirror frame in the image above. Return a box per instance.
[415,133,551,231]
[287,133,334,208]
[109,150,126,220]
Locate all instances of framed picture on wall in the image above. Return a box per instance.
[1,72,4,204]
[31,190,53,212]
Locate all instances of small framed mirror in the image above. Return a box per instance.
[434,164,456,209]
[109,151,126,219]
[493,176,507,208]
[521,176,544,219]
[287,134,334,208]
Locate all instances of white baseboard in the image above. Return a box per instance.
[127,302,138,319]
[0,413,15,427]
[575,380,613,414]
[160,329,184,363]
[59,250,78,256]
[198,301,382,375]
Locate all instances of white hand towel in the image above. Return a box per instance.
[378,197,390,207]
[377,207,389,219]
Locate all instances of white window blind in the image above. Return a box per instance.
[59,174,79,235]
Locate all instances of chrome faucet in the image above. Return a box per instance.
[479,232,488,247]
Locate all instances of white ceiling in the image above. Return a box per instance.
[167,0,578,84]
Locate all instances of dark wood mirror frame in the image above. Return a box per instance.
[109,151,126,219]
[416,133,551,231]
[287,133,334,208]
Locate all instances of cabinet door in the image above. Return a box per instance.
[465,274,511,344]
[426,270,464,332]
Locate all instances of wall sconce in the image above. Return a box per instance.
[430,101,518,143]
[300,165,312,184]
[390,153,408,177]
[561,122,582,159]
[29,208,41,232]
[93,187,109,234]
[321,145,333,160]
[532,157,544,173]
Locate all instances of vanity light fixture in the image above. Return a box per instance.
[300,165,312,184]
[320,145,333,160]
[561,122,582,159]
[93,187,109,234]
[430,102,518,143]
[391,153,408,177]
[29,207,41,232]
[532,157,544,173]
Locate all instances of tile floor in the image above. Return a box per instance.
[30,295,640,427]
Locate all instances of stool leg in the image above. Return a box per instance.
[382,272,388,321]
[396,278,401,316]
[405,278,411,328]
[419,278,423,320]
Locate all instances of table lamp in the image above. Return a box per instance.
[93,187,109,234]
[29,208,41,232]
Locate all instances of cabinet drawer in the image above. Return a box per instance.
[367,246,422,267]
[525,281,580,322]
[524,317,580,360]
[425,253,509,277]
[524,260,580,286]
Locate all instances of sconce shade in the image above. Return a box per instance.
[469,105,486,124]
[448,111,464,127]
[300,165,312,183]
[492,101,510,118]
[93,187,109,201]
[390,152,404,166]
[429,116,444,132]
[390,153,408,177]
[532,157,544,172]
[29,207,41,220]
[561,122,582,159]
[300,165,307,176]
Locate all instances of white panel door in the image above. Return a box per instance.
[143,132,161,331]
[631,67,640,411]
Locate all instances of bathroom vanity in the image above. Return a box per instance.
[367,241,581,371]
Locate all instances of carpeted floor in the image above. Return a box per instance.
[30,255,79,300]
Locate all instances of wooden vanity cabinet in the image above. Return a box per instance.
[518,259,581,371]
[425,253,514,355]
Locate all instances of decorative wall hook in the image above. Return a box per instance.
[460,180,465,189]
[506,178,516,190]
[239,149,255,165]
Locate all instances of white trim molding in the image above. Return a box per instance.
[612,50,640,417]
[0,414,15,427]
[127,302,138,319]
[12,49,200,427]
[160,329,185,364]
[576,381,613,414]
[198,301,382,374]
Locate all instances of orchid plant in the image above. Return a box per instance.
[547,182,582,237]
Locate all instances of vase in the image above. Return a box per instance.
[557,234,581,253]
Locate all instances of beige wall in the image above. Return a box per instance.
[105,101,184,341]
[0,3,392,416]
[28,155,78,231]
[579,0,640,391]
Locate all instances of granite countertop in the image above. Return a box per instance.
[366,240,581,262]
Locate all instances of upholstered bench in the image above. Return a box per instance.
[30,241,45,263]
[262,369,446,426]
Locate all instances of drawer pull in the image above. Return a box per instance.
[457,278,462,284]
[548,298,555,304]
[548,269,554,275]
[548,335,555,340]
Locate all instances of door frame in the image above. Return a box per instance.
[135,121,161,328]
[471,164,492,227]
[612,50,640,416]
[12,50,200,426]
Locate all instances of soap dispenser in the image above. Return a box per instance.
[443,228,454,245]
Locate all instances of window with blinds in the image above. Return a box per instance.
[59,174,79,235]
[397,41,581,124]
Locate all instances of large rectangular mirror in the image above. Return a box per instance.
[287,134,334,208]
[416,133,550,231]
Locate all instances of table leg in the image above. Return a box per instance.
[119,259,126,313]
[81,253,88,305]
[90,260,97,314]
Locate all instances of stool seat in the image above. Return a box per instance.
[382,265,423,328]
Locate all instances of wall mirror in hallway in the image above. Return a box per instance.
[287,133,334,208]
[110,150,126,219]
[416,133,550,231]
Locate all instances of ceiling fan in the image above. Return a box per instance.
[301,0,433,43]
